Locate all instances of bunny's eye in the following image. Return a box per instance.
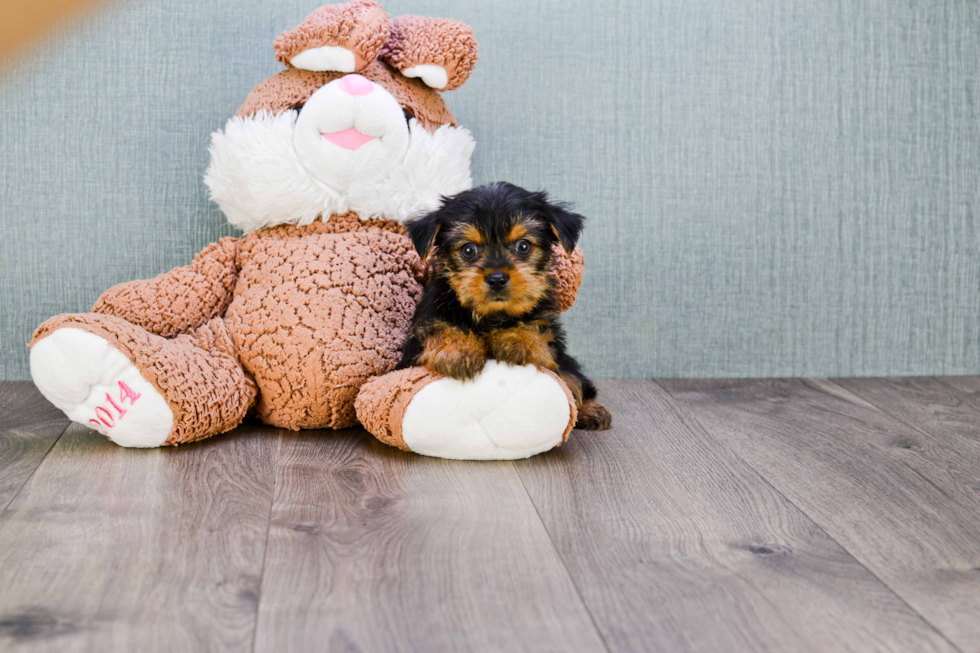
[460,243,480,260]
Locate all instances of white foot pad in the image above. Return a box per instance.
[401,361,571,460]
[30,328,173,448]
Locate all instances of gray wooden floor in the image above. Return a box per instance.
[1,378,980,653]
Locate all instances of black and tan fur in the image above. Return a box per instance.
[396,182,611,430]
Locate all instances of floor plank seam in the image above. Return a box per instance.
[249,430,284,653]
[512,461,614,653]
[932,376,980,406]
[0,419,71,516]
[822,378,980,513]
[649,379,966,653]
[834,377,979,448]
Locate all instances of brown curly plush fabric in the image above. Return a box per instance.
[93,238,240,339]
[31,313,256,446]
[235,59,456,131]
[551,244,585,312]
[274,0,391,72]
[225,216,423,430]
[354,366,440,450]
[380,15,478,90]
[30,214,428,443]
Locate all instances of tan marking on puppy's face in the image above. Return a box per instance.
[442,216,553,318]
[458,224,483,245]
[446,256,550,318]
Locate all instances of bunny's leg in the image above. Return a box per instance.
[30,314,255,447]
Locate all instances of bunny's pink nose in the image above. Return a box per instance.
[339,74,374,96]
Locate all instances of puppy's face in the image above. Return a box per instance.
[441,212,553,317]
[409,183,585,318]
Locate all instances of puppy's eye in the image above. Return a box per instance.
[460,243,480,261]
[515,239,532,256]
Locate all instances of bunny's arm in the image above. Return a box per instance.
[92,238,241,338]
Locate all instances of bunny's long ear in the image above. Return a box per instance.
[380,15,478,90]
[407,210,442,261]
[274,0,390,73]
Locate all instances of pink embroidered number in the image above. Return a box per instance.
[88,381,142,429]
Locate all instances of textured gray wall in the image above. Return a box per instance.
[2,0,979,380]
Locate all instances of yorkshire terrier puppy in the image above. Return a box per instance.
[396,182,612,430]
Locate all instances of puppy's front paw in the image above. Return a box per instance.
[576,399,612,431]
[419,322,487,382]
[426,350,487,381]
[486,324,556,369]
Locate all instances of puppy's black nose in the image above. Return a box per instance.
[485,272,510,291]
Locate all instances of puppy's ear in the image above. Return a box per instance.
[538,197,585,254]
[407,211,441,261]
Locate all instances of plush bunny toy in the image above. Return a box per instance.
[28,0,585,460]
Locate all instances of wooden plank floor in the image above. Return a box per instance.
[1,378,979,653]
